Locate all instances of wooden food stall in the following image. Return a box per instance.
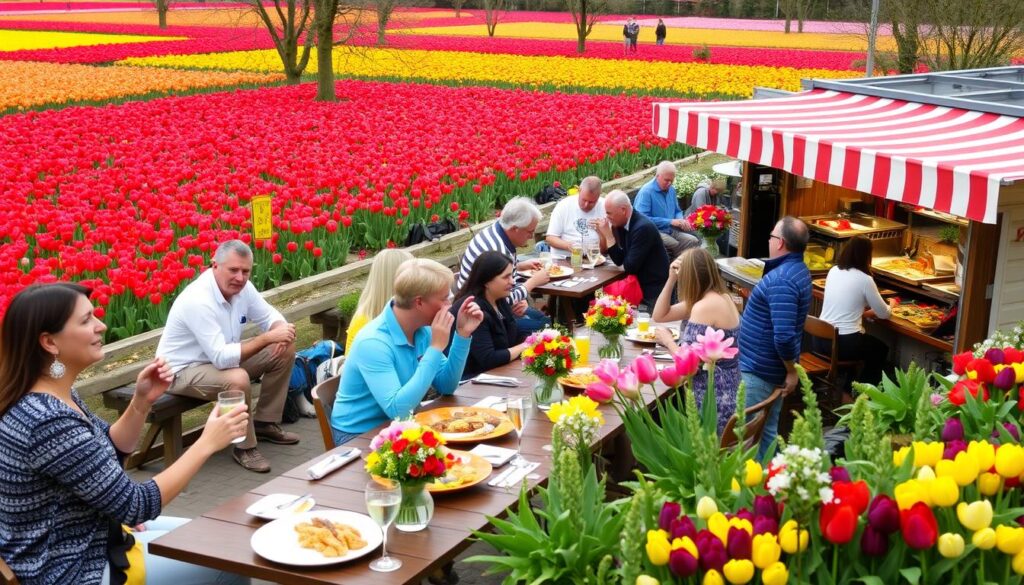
[652,67,1024,368]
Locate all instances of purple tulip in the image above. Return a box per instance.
[726,527,752,560]
[695,531,728,572]
[670,516,698,541]
[753,495,779,520]
[867,494,900,534]
[992,423,1021,443]
[752,515,779,535]
[830,466,852,483]
[994,367,1017,390]
[985,348,1006,365]
[668,548,699,578]
[860,525,889,556]
[942,418,965,442]
[943,439,968,459]
[733,508,754,523]
[659,501,681,531]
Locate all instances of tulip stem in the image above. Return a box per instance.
[919,550,928,584]
[979,553,985,585]
[832,543,839,582]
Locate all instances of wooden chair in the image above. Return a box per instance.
[0,557,18,585]
[720,387,784,450]
[311,375,341,452]
[800,315,863,391]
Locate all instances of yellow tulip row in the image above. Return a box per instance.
[396,22,894,52]
[122,47,856,97]
[0,61,284,110]
[0,29,183,52]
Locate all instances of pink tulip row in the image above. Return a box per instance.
[0,2,248,10]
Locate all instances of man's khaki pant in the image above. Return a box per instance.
[168,344,295,449]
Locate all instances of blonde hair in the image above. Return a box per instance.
[353,249,415,321]
[393,258,454,309]
[675,248,728,309]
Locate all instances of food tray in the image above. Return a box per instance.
[922,281,961,302]
[804,213,907,240]
[716,257,764,287]
[871,256,953,286]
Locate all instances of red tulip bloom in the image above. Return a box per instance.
[949,379,988,406]
[900,502,938,550]
[820,503,859,545]
[833,480,870,514]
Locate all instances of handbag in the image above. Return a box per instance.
[107,520,145,585]
[603,274,643,306]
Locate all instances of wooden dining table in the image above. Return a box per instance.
[149,329,671,585]
[531,260,626,329]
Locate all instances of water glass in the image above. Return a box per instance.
[539,251,552,270]
[365,479,402,572]
[216,390,246,445]
[506,393,533,467]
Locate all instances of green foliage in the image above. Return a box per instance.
[692,44,711,61]
[782,365,826,454]
[938,224,961,244]
[837,363,933,436]
[336,291,360,320]
[843,396,897,493]
[615,481,649,585]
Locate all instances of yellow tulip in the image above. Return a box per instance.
[928,476,960,507]
[729,517,753,535]
[913,441,943,468]
[703,570,725,585]
[697,496,720,520]
[968,441,996,474]
[1013,363,1024,384]
[974,528,997,550]
[707,512,730,544]
[1014,550,1024,575]
[952,451,980,486]
[779,520,809,553]
[938,533,965,558]
[916,465,936,481]
[761,562,790,585]
[751,533,781,569]
[645,529,671,565]
[895,480,931,510]
[731,477,741,493]
[997,525,1024,555]
[723,559,755,584]
[978,472,1002,496]
[671,536,699,558]
[636,576,660,585]
[894,446,911,467]
[996,444,1024,478]
[744,459,763,486]
[957,500,993,532]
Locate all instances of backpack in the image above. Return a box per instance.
[283,340,343,423]
[405,217,459,246]
[533,183,568,205]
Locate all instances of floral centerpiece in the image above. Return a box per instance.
[365,420,454,532]
[546,395,605,467]
[584,294,635,360]
[687,204,732,258]
[521,328,577,408]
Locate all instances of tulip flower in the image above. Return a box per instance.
[968,440,997,472]
[978,472,1002,496]
[829,466,852,483]
[912,441,944,468]
[1014,550,1024,576]
[645,529,671,566]
[630,354,658,384]
[593,359,620,385]
[659,501,682,531]
[938,533,965,558]
[779,520,809,553]
[617,369,640,399]
[672,345,701,378]
[668,538,699,578]
[669,516,698,541]
[726,526,752,560]
[937,451,979,486]
[697,496,719,520]
[994,366,1018,390]
[957,500,994,532]
[952,351,974,375]
[743,460,763,487]
[659,364,684,388]
[867,494,900,533]
[752,515,778,536]
[949,379,988,406]
[820,503,859,544]
[943,439,968,460]
[860,525,889,556]
[695,531,728,572]
[996,444,1024,478]
[753,495,779,520]
[942,418,965,442]
[833,480,870,514]
[974,527,997,550]
[635,576,660,585]
[900,502,939,550]
[702,569,725,585]
[584,381,614,403]
[751,533,781,569]
[895,480,930,510]
[694,327,739,363]
[761,562,789,585]
[927,476,960,507]
[996,524,1024,555]
[968,358,997,383]
[707,512,730,545]
[722,559,754,584]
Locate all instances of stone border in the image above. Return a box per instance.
[77,152,714,397]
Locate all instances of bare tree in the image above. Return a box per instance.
[451,0,468,17]
[247,0,315,84]
[312,0,364,100]
[481,0,506,37]
[778,0,816,33]
[372,0,399,45]
[154,0,171,28]
[565,0,607,54]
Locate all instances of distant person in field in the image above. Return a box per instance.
[656,19,667,45]
[623,17,640,55]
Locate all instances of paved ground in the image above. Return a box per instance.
[129,415,504,585]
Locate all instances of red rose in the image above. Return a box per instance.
[408,463,422,478]
[602,307,617,317]
[544,366,555,376]
[391,438,409,454]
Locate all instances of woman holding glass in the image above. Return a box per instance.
[0,283,250,585]
[450,251,530,380]
[651,248,741,435]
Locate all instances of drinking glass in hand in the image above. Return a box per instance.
[506,394,532,467]
[216,390,246,445]
[365,479,402,572]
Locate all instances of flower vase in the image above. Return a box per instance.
[701,234,722,258]
[598,334,623,361]
[533,377,563,410]
[395,482,433,532]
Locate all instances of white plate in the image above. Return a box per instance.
[250,509,382,567]
[521,266,574,279]
[625,326,679,345]
[440,423,495,440]
[246,493,316,521]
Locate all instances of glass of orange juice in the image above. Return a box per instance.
[573,334,590,366]
[637,312,651,333]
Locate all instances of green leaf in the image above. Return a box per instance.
[900,567,922,585]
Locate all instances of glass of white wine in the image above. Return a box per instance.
[365,479,402,572]
[506,393,532,467]
[216,390,246,444]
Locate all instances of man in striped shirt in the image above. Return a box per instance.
[456,197,551,334]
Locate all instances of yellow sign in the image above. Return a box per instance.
[251,195,272,241]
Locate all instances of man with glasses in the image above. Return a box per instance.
[634,161,699,259]
[738,216,812,459]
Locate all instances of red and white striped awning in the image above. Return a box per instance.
[653,89,1024,224]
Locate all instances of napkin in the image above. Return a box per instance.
[472,374,521,387]
[473,396,507,411]
[489,462,541,488]
[470,444,517,466]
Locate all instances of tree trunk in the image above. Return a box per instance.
[377,22,386,45]
[784,17,791,33]
[315,35,335,101]
[158,4,167,28]
[576,1,586,53]
[285,69,302,85]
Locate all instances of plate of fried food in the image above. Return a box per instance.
[250,510,381,567]
[558,367,599,393]
[414,407,514,442]
[625,326,679,345]
[429,450,493,492]
[521,265,574,280]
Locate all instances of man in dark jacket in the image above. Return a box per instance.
[738,216,812,458]
[656,19,667,45]
[596,189,669,310]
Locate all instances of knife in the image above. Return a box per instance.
[254,492,311,516]
[487,464,520,487]
[495,462,540,488]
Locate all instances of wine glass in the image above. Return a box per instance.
[365,479,402,572]
[506,393,532,467]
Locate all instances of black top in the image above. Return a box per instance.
[656,23,667,39]
[607,211,670,306]
[450,295,522,379]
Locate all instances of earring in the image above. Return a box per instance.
[48,355,66,379]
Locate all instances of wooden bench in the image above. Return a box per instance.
[102,385,207,469]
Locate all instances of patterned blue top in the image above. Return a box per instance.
[0,391,163,585]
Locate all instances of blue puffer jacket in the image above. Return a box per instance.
[738,252,811,385]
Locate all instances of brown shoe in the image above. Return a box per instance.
[255,422,300,445]
[232,447,271,473]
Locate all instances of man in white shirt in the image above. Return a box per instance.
[545,176,608,258]
[156,239,299,473]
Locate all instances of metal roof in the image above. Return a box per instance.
[803,66,1024,118]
